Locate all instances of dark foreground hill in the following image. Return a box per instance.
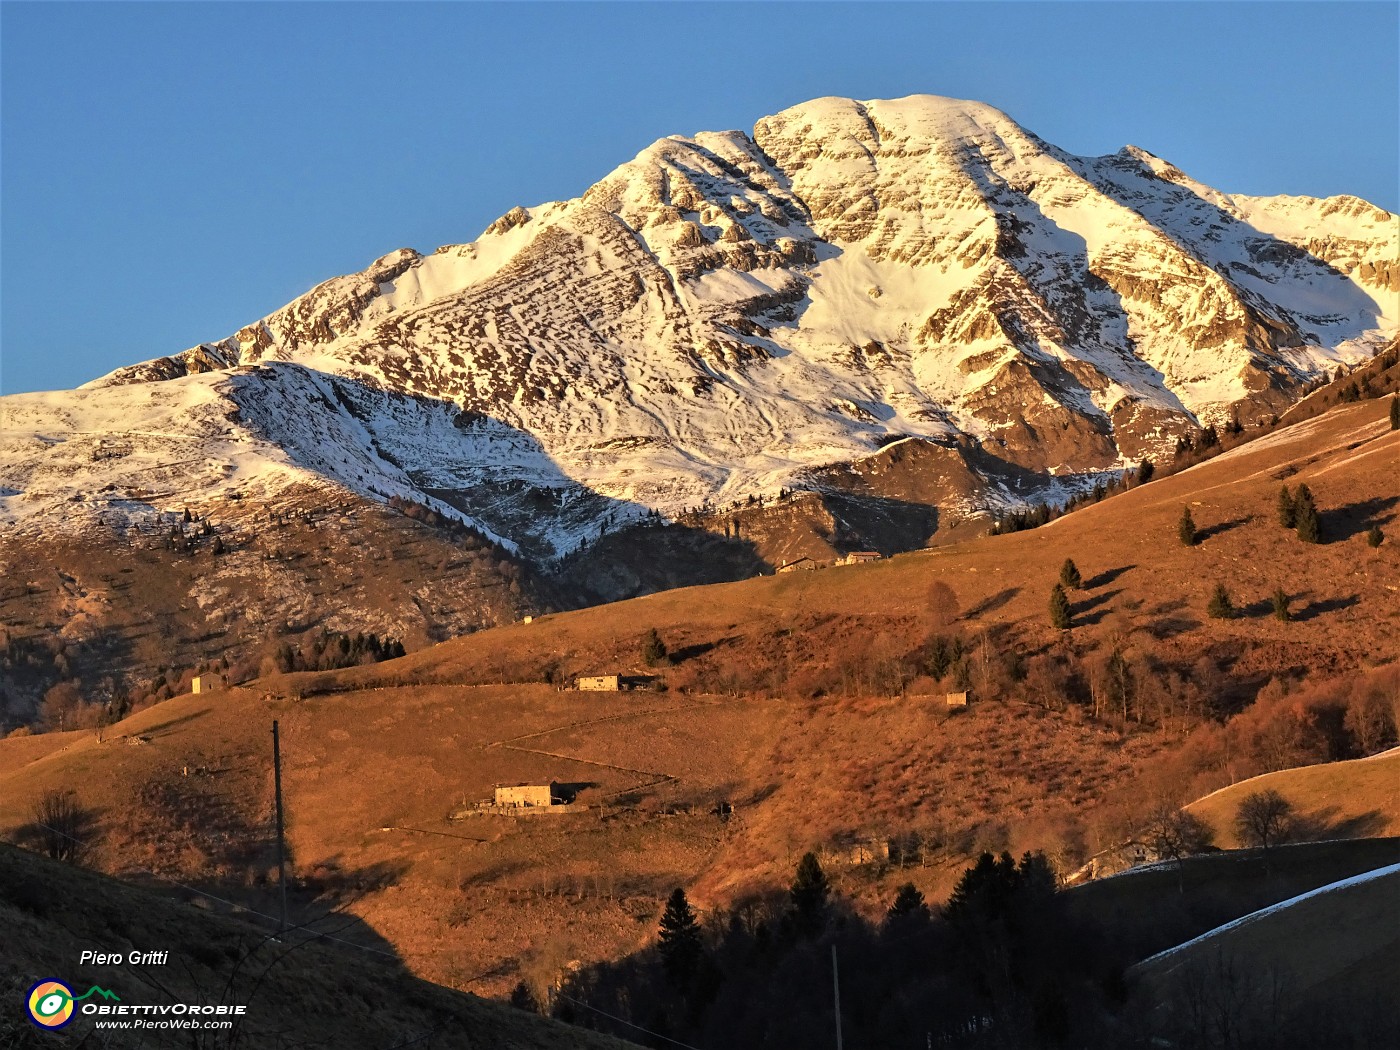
[0,843,636,1050]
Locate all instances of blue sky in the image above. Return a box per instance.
[2,1,1396,394]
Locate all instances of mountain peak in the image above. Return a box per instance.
[5,94,1396,562]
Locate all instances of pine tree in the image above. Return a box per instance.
[1049,584,1073,630]
[1293,484,1321,544]
[1137,458,1155,484]
[789,852,830,935]
[1207,582,1234,619]
[885,882,930,926]
[1276,485,1295,528]
[641,628,668,667]
[1271,587,1290,622]
[1059,558,1082,590]
[1367,525,1384,548]
[1390,395,1399,431]
[657,887,703,986]
[1178,507,1199,547]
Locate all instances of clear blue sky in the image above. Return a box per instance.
[2,1,1396,394]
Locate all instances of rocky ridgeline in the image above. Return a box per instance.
[7,94,1395,562]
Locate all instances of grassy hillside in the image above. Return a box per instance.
[2,395,1396,1003]
[1065,837,1400,966]
[0,844,636,1050]
[1189,747,1400,846]
[1127,860,1400,1048]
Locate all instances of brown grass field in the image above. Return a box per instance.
[1189,746,1400,846]
[2,396,1397,1003]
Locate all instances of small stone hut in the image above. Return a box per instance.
[494,783,559,808]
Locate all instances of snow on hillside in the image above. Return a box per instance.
[1135,861,1400,970]
[4,94,1396,557]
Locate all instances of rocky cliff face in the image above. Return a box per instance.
[7,95,1397,563]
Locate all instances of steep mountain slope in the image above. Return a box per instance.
[5,95,1395,563]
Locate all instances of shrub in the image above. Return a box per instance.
[1293,484,1321,543]
[1207,583,1234,620]
[1271,587,1291,622]
[1048,584,1073,630]
[26,790,95,864]
[1178,507,1199,547]
[1059,558,1082,590]
[1366,525,1384,548]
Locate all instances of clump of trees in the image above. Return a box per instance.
[555,848,1105,1050]
[273,631,405,674]
[1279,483,1322,543]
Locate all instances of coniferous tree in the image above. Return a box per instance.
[1293,484,1321,543]
[1367,525,1384,548]
[1137,458,1155,484]
[885,882,930,926]
[1276,485,1296,528]
[1178,507,1199,547]
[1271,587,1291,622]
[1207,582,1234,619]
[789,852,830,936]
[1390,395,1399,431]
[1048,584,1073,630]
[657,887,703,986]
[1059,558,1082,590]
[642,628,669,667]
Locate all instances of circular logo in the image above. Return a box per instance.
[27,980,76,1029]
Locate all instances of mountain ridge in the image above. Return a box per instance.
[5,94,1397,562]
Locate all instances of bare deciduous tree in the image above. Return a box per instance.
[1234,789,1294,851]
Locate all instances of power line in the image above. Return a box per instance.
[555,993,706,1050]
[27,819,397,959]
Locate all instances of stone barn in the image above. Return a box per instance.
[577,674,659,691]
[578,675,621,691]
[843,551,882,565]
[778,557,817,573]
[192,674,225,694]
[945,690,969,708]
[494,783,559,808]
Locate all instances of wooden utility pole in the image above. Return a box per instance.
[832,944,844,1050]
[272,720,287,932]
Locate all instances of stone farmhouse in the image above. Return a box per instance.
[494,783,560,808]
[576,674,660,691]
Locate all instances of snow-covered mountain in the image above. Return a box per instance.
[4,95,1396,558]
